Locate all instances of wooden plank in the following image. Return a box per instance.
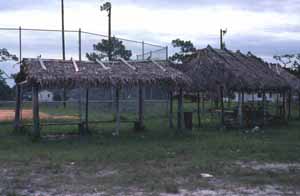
[14,84,22,132]
[177,89,184,130]
[115,88,120,136]
[169,92,173,128]
[32,84,40,139]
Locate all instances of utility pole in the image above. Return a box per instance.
[220,28,227,50]
[61,0,67,108]
[101,2,112,61]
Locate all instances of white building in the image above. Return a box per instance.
[226,92,280,103]
[38,90,54,102]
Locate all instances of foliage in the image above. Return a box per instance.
[0,48,18,62]
[170,39,196,63]
[86,37,132,61]
[273,54,300,73]
[0,70,14,100]
[0,48,18,100]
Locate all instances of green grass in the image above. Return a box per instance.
[1,101,300,195]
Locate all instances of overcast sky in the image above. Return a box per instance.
[0,0,300,62]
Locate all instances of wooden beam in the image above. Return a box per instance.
[32,84,40,139]
[169,91,173,128]
[177,89,184,130]
[115,88,120,136]
[14,84,22,132]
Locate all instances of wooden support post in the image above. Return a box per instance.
[202,93,205,113]
[169,91,174,128]
[138,84,144,130]
[32,84,40,139]
[287,90,292,120]
[262,91,266,126]
[85,88,89,133]
[276,93,279,116]
[14,84,22,132]
[298,92,300,120]
[220,87,225,127]
[115,88,120,136]
[282,91,286,121]
[238,92,243,127]
[177,89,184,130]
[197,92,201,128]
[78,88,83,134]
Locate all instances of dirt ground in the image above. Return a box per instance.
[0,109,78,121]
[1,161,299,196]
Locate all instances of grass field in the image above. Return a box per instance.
[1,116,300,195]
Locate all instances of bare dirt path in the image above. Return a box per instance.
[1,161,299,196]
[0,109,78,121]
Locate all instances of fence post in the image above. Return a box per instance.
[85,88,89,133]
[79,28,82,61]
[177,88,184,130]
[287,90,292,120]
[137,83,145,130]
[166,46,168,61]
[115,87,120,136]
[14,85,22,132]
[220,86,225,128]
[19,26,22,62]
[14,26,23,132]
[142,41,145,60]
[32,84,40,139]
[169,91,173,128]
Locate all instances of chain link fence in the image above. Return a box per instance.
[0,27,168,61]
[0,27,170,132]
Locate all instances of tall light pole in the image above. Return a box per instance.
[61,0,66,60]
[220,28,227,50]
[101,2,112,61]
[61,0,66,108]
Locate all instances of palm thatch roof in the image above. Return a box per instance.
[172,46,290,92]
[269,63,300,93]
[17,58,191,89]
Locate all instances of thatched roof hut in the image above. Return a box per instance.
[17,58,191,89]
[172,46,290,92]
